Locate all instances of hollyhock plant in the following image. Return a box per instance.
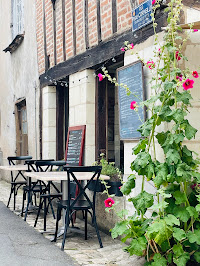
[192,71,199,78]
[98,73,104,81]
[183,79,194,90]
[104,198,115,208]
[176,74,183,81]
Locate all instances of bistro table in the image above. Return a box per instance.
[0,165,28,209]
[24,171,110,236]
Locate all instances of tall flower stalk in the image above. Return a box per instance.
[99,0,200,265]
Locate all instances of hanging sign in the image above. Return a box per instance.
[132,0,153,33]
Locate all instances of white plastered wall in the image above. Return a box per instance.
[42,86,56,159]
[69,69,96,165]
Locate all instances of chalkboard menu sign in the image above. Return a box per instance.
[65,125,86,166]
[117,61,145,140]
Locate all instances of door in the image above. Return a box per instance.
[15,99,28,156]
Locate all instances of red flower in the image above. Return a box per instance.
[120,47,125,52]
[147,61,155,69]
[183,79,194,90]
[152,0,156,4]
[193,29,198,32]
[176,74,183,81]
[104,198,115,208]
[192,71,199,78]
[130,101,137,110]
[98,73,104,81]
[130,43,134,49]
[175,51,181,61]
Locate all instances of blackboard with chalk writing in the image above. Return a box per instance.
[117,61,145,140]
[65,125,86,166]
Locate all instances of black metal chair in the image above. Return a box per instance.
[7,156,32,210]
[21,159,54,221]
[53,165,103,251]
[34,160,67,231]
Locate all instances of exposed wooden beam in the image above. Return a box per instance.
[96,0,102,43]
[40,12,167,88]
[62,0,66,61]
[53,5,57,65]
[84,0,89,49]
[112,0,117,34]
[72,0,76,55]
[43,0,48,70]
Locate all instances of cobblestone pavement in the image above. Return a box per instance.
[0,180,145,266]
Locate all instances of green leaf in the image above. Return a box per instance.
[111,220,129,238]
[151,201,169,211]
[116,209,129,219]
[147,219,173,246]
[152,254,167,266]
[129,191,154,215]
[181,120,197,140]
[194,251,200,263]
[133,138,148,155]
[120,174,135,195]
[156,131,168,146]
[173,191,187,205]
[166,149,180,164]
[186,206,199,219]
[187,229,200,245]
[154,163,168,188]
[176,91,193,104]
[173,253,190,266]
[169,108,187,123]
[174,206,190,222]
[164,214,180,226]
[126,236,147,256]
[131,152,151,171]
[174,133,185,144]
[173,228,186,241]
[176,163,192,181]
[164,81,174,91]
[172,243,184,257]
[195,204,200,212]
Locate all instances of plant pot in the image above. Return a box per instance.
[107,181,123,197]
[87,180,104,192]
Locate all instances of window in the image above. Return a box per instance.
[12,0,24,39]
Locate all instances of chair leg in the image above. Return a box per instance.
[13,185,16,210]
[34,197,43,227]
[52,206,61,242]
[61,210,70,251]
[44,197,47,231]
[7,185,13,208]
[85,210,88,240]
[93,216,103,248]
[48,198,55,219]
[21,190,26,217]
[24,190,31,221]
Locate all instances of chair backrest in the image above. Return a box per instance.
[7,156,32,166]
[63,166,102,208]
[25,159,55,172]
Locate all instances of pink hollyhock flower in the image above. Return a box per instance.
[192,71,199,78]
[130,101,137,110]
[98,73,104,81]
[175,51,181,61]
[104,198,115,208]
[121,47,125,52]
[193,29,198,32]
[152,0,156,4]
[176,74,183,81]
[183,79,194,90]
[147,61,155,69]
[130,43,134,49]
[119,186,121,190]
[191,183,197,190]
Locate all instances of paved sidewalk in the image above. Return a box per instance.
[0,180,145,266]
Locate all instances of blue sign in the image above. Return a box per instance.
[132,0,152,32]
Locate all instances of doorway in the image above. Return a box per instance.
[95,58,124,169]
[15,99,28,156]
